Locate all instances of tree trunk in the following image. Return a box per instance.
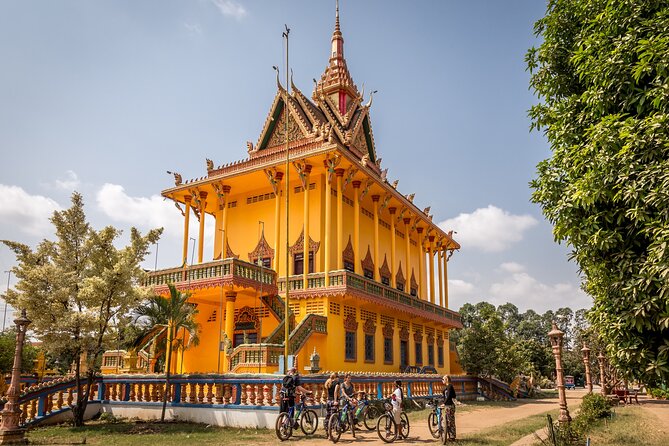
[71,355,88,427]
[160,324,174,422]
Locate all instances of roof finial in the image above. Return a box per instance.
[335,0,340,33]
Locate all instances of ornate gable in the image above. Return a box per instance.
[266,106,307,149]
[379,255,391,280]
[288,228,321,255]
[342,235,354,265]
[248,232,275,263]
[396,262,405,286]
[410,269,418,291]
[361,246,374,273]
[226,240,239,260]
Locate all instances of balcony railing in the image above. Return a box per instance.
[278,270,461,327]
[145,258,277,293]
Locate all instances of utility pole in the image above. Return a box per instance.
[2,271,11,332]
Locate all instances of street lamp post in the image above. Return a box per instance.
[548,321,571,424]
[597,351,607,396]
[2,271,11,332]
[581,341,593,393]
[0,309,31,445]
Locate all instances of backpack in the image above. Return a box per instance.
[282,375,296,395]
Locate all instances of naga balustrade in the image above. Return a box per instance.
[277,270,462,328]
[0,373,511,428]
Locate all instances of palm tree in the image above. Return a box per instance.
[135,284,199,421]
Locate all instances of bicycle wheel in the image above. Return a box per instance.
[275,412,293,441]
[399,412,410,439]
[328,412,342,443]
[348,410,356,438]
[364,405,381,430]
[300,409,318,435]
[376,414,398,443]
[428,411,440,438]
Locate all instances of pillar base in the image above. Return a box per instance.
[0,428,28,445]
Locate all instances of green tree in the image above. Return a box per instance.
[2,193,161,425]
[0,329,38,374]
[134,284,199,421]
[527,0,669,384]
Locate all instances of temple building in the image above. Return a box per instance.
[145,6,462,375]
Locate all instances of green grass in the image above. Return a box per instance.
[583,406,668,446]
[27,421,278,445]
[454,411,555,446]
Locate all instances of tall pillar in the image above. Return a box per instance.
[302,165,312,289]
[0,310,30,445]
[273,173,283,275]
[417,228,424,299]
[221,186,231,260]
[353,181,362,275]
[428,236,435,304]
[389,208,397,287]
[336,169,345,270]
[213,205,224,260]
[437,246,444,307]
[323,164,332,283]
[223,291,237,371]
[443,249,449,308]
[372,195,381,281]
[404,218,411,287]
[597,352,607,396]
[197,191,208,264]
[182,195,192,265]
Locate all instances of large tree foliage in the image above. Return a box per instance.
[2,193,161,425]
[0,329,38,374]
[527,0,669,384]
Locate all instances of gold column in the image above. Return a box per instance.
[428,235,435,304]
[417,228,424,299]
[197,191,208,264]
[438,246,444,307]
[182,195,192,265]
[389,208,397,287]
[443,249,449,308]
[372,195,380,281]
[353,181,361,274]
[323,163,332,283]
[404,217,411,286]
[336,169,345,270]
[213,206,224,260]
[223,291,237,371]
[221,186,231,259]
[302,165,312,289]
[273,173,284,275]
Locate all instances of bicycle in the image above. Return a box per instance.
[274,393,318,441]
[426,398,448,444]
[353,391,382,430]
[376,398,410,443]
[327,397,356,443]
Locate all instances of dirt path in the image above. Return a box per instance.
[270,389,588,445]
[640,398,669,439]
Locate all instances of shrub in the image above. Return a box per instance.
[649,388,669,399]
[578,393,612,422]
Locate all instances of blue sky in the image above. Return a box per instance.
[0,0,589,325]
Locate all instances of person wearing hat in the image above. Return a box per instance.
[280,366,312,417]
[442,375,457,441]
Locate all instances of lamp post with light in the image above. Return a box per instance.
[548,321,571,424]
[0,309,31,445]
[581,341,593,393]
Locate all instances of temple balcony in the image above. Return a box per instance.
[145,258,277,296]
[278,270,462,329]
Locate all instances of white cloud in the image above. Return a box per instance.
[0,184,61,236]
[438,205,537,252]
[489,265,590,311]
[210,0,247,20]
[54,170,80,191]
[96,184,183,237]
[448,279,476,296]
[184,22,203,36]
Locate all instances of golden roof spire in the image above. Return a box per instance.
[313,0,360,111]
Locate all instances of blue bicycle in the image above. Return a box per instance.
[275,393,318,441]
[427,398,448,444]
[327,397,356,443]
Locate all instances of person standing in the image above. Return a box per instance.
[442,375,457,441]
[390,380,403,425]
[336,373,357,438]
[323,372,339,432]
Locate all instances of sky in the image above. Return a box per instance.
[0,0,591,326]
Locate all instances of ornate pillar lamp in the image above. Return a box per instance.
[548,322,571,424]
[581,342,593,393]
[597,351,607,396]
[0,309,31,445]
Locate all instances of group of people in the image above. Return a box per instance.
[280,367,458,442]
